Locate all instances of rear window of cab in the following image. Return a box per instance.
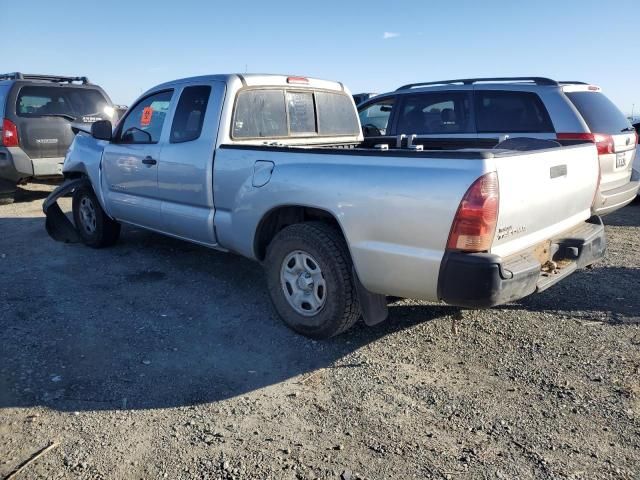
[232,88,359,139]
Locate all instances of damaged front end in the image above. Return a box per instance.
[42,177,90,243]
[42,131,108,243]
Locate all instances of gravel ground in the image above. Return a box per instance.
[0,184,639,480]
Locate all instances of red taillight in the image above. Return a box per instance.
[557,132,614,155]
[447,172,499,252]
[2,118,19,147]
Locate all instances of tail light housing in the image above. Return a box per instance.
[447,172,499,252]
[557,132,614,155]
[2,118,19,147]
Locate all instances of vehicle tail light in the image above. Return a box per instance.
[286,76,309,85]
[2,118,19,147]
[557,132,614,155]
[446,172,499,252]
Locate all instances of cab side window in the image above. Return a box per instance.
[170,86,211,143]
[358,97,395,136]
[118,90,173,144]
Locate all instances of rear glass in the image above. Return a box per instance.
[475,91,554,133]
[233,89,359,138]
[233,90,287,138]
[315,91,360,136]
[565,92,632,134]
[286,92,316,134]
[16,86,111,123]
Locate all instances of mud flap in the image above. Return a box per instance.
[42,178,89,243]
[352,267,389,326]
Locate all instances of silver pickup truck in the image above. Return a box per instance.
[44,74,606,339]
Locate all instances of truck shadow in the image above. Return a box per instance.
[0,218,452,413]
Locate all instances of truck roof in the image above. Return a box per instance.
[150,73,345,93]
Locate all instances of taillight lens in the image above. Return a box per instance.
[2,118,19,147]
[557,132,614,155]
[447,172,499,252]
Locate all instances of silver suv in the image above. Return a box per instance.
[357,77,639,215]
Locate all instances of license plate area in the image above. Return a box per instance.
[615,152,627,169]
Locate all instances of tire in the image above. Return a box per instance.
[72,187,120,248]
[264,222,361,339]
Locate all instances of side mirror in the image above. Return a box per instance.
[91,120,113,141]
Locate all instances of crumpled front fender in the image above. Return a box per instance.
[42,178,90,243]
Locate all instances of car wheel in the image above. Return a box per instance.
[72,187,120,248]
[265,222,361,339]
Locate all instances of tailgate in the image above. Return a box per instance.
[18,117,75,158]
[601,132,637,190]
[490,144,599,257]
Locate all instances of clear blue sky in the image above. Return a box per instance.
[2,0,638,117]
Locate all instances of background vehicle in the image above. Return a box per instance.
[0,72,116,204]
[352,92,377,106]
[634,121,640,194]
[114,104,128,120]
[358,77,639,215]
[45,74,605,339]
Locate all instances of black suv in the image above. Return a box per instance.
[0,73,116,204]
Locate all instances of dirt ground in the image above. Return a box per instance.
[0,184,639,480]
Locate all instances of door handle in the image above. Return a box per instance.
[142,156,157,165]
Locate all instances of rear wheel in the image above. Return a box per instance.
[264,222,361,339]
[72,187,120,248]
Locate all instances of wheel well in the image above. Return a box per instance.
[254,206,342,260]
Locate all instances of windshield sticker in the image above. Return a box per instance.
[141,106,154,126]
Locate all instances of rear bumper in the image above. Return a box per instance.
[438,216,606,308]
[593,180,639,216]
[0,147,31,185]
[0,147,64,186]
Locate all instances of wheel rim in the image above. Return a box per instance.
[78,196,97,235]
[280,250,327,316]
